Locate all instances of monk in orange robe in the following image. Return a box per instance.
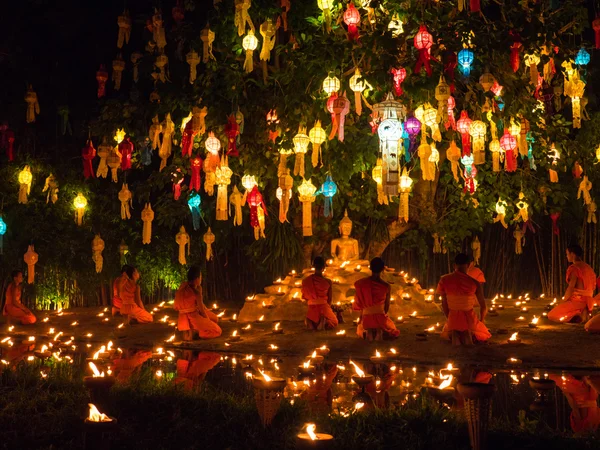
[174,351,221,390]
[549,244,596,324]
[437,253,490,345]
[302,256,338,330]
[467,257,486,284]
[2,270,36,325]
[174,266,222,340]
[353,257,400,339]
[112,349,153,383]
[549,375,600,434]
[302,364,338,414]
[119,266,153,324]
[111,265,131,317]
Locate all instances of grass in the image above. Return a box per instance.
[1,362,600,449]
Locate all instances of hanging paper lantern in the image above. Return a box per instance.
[116,10,131,48]
[322,75,340,97]
[242,174,257,191]
[181,115,196,158]
[131,52,142,83]
[320,175,337,218]
[230,186,244,226]
[446,96,456,131]
[593,18,600,50]
[390,67,406,97]
[193,106,208,136]
[23,245,38,284]
[423,105,441,142]
[309,121,326,168]
[24,85,40,124]
[343,2,361,41]
[298,178,317,236]
[578,176,593,205]
[388,14,403,37]
[518,118,529,157]
[371,158,387,205]
[515,192,529,222]
[317,0,333,33]
[500,130,517,172]
[479,71,495,92]
[378,118,403,194]
[328,93,350,142]
[414,25,433,76]
[190,157,203,192]
[349,68,367,115]
[118,183,132,220]
[456,111,472,156]
[398,168,413,223]
[417,139,434,181]
[293,126,310,178]
[225,115,240,157]
[73,193,88,226]
[259,20,277,82]
[494,199,508,228]
[176,226,190,266]
[509,32,522,73]
[215,155,233,220]
[187,193,202,231]
[461,154,477,193]
[469,120,487,165]
[112,54,125,90]
[266,109,280,143]
[277,169,294,223]
[524,53,540,85]
[457,49,474,76]
[82,140,96,179]
[18,166,32,204]
[107,148,121,183]
[446,141,461,181]
[160,113,175,171]
[91,234,105,273]
[186,50,200,84]
[435,76,450,123]
[247,185,267,240]
[96,138,111,178]
[96,65,108,98]
[242,30,258,73]
[142,203,154,244]
[203,227,215,261]
[154,54,169,83]
[0,216,6,255]
[118,136,134,170]
[489,139,502,172]
[204,131,222,178]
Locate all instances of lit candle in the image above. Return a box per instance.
[297,423,334,449]
[529,316,539,328]
[506,357,522,365]
[86,403,113,423]
[231,314,238,322]
[515,316,526,322]
[508,332,521,344]
[230,330,241,341]
[272,322,284,334]
[402,293,412,301]
[315,345,330,356]
[370,349,386,364]
[396,316,404,324]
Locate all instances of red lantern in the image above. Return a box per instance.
[550,212,560,236]
[181,120,196,158]
[119,137,134,170]
[594,17,600,50]
[343,2,361,41]
[446,96,456,131]
[500,130,517,172]
[327,93,350,142]
[190,157,203,192]
[390,68,406,96]
[5,129,14,162]
[82,139,96,179]
[247,185,267,228]
[414,25,433,77]
[173,169,183,200]
[509,32,522,73]
[96,65,108,98]
[456,111,472,156]
[266,109,280,143]
[225,114,240,157]
[464,164,478,194]
[470,0,480,13]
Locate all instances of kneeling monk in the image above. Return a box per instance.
[3,270,36,325]
[174,266,221,340]
[119,267,153,324]
[302,256,338,330]
[437,253,491,344]
[353,258,400,339]
[549,244,596,324]
[112,265,131,316]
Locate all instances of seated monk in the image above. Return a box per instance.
[467,257,486,285]
[302,256,338,331]
[549,244,596,324]
[2,270,36,325]
[353,257,400,340]
[112,265,131,317]
[437,253,491,345]
[174,266,221,340]
[120,266,153,324]
[549,375,600,434]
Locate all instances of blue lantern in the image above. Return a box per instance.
[458,49,474,76]
[575,48,590,66]
[496,96,505,111]
[319,175,337,218]
[187,193,202,231]
[401,124,411,163]
[0,216,6,255]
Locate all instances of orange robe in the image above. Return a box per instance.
[174,282,222,339]
[112,350,153,383]
[112,275,124,310]
[436,271,491,342]
[549,375,600,434]
[302,364,338,414]
[468,267,486,283]
[120,279,153,323]
[2,283,36,325]
[174,352,221,390]
[353,277,399,338]
[302,274,338,329]
[549,262,596,323]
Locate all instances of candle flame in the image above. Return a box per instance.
[349,360,365,377]
[274,322,280,330]
[410,311,417,317]
[311,350,317,358]
[531,316,539,325]
[509,332,518,341]
[375,350,381,358]
[232,330,238,337]
[259,369,271,382]
[233,314,238,320]
[88,362,105,377]
[389,348,397,354]
[53,332,63,342]
[438,374,453,390]
[336,330,346,335]
[243,324,251,330]
[166,335,175,342]
[258,315,264,321]
[354,402,364,411]
[306,424,317,440]
[88,404,112,422]
[217,311,225,317]
[269,344,278,350]
[40,344,48,353]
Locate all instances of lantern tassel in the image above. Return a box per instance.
[294,153,305,178]
[354,91,362,116]
[217,186,229,221]
[301,200,313,237]
[399,192,409,222]
[244,50,254,73]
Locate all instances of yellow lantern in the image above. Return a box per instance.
[298,178,317,236]
[479,71,496,92]
[371,158,388,205]
[508,118,521,137]
[423,104,441,142]
[278,148,293,176]
[215,155,233,221]
[186,50,200,84]
[317,0,333,32]
[429,143,440,168]
[515,192,529,223]
[242,174,257,191]
[570,77,586,129]
[398,168,413,223]
[242,30,258,73]
[446,141,461,182]
[175,226,190,265]
[388,14,403,37]
[322,75,340,96]
[159,113,175,171]
[25,85,40,124]
[73,193,88,226]
[434,76,450,122]
[524,53,540,85]
[277,169,294,223]
[349,68,367,115]
[595,144,600,162]
[293,126,310,178]
[309,120,327,168]
[114,128,126,145]
[494,198,508,228]
[141,203,154,245]
[489,139,501,172]
[203,227,215,261]
[469,120,487,165]
[18,166,33,204]
[23,245,38,284]
[91,234,105,273]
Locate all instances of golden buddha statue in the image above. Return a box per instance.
[330,210,360,263]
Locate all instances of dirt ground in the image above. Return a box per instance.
[5,299,600,370]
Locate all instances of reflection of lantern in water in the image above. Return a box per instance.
[398,168,413,223]
[73,193,88,226]
[298,178,317,237]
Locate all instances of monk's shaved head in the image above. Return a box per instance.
[313,256,326,270]
[370,257,385,274]
[454,253,469,266]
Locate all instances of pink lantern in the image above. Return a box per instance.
[343,2,360,41]
[500,130,517,172]
[390,67,406,96]
[414,25,433,76]
[456,111,472,156]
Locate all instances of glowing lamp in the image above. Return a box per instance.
[575,48,590,66]
[322,75,340,96]
[456,111,472,156]
[388,14,403,37]
[187,193,201,231]
[317,0,333,32]
[508,119,521,137]
[18,166,33,204]
[405,116,421,136]
[242,30,258,73]
[73,193,88,226]
[343,2,360,41]
[469,120,487,164]
[309,120,327,168]
[293,126,310,178]
[414,25,433,76]
[298,178,318,236]
[390,67,406,97]
[423,105,441,141]
[458,49,474,76]
[489,139,501,172]
[205,132,221,155]
[349,68,367,115]
[242,175,257,191]
[320,175,337,218]
[500,130,517,172]
[398,168,413,222]
[479,71,495,92]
